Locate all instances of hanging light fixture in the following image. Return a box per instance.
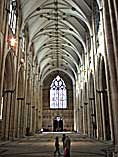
[20,58,25,64]
[9,36,16,47]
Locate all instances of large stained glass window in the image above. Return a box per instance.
[50,75,67,109]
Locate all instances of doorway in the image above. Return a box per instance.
[53,116,63,131]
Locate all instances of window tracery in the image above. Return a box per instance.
[50,75,67,109]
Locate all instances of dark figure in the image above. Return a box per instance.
[64,136,71,157]
[62,134,66,149]
[54,136,61,156]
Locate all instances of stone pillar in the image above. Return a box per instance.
[113,0,118,34]
[101,92,106,140]
[16,98,21,138]
[80,106,84,133]
[16,98,24,138]
[0,0,4,67]
[84,103,88,135]
[1,90,14,140]
[39,84,42,129]
[76,81,79,133]
[20,99,25,137]
[99,58,108,140]
[99,9,114,142]
[73,85,77,131]
[96,90,104,140]
[0,0,3,31]
[21,99,25,137]
[107,0,118,81]
[77,108,79,133]
[89,98,96,138]
[22,105,26,137]
[25,103,28,131]
[83,82,88,135]
[12,16,23,139]
[78,108,81,133]
[32,106,35,133]
[36,108,38,131]
[87,98,91,137]
[103,0,118,152]
[79,90,83,133]
[26,102,31,136]
[0,2,9,108]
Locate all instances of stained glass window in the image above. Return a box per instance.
[50,75,67,109]
[9,0,17,34]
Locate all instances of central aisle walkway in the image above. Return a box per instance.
[0,132,112,157]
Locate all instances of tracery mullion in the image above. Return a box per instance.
[50,75,66,109]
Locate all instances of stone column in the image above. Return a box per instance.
[32,106,35,133]
[92,98,97,138]
[76,81,79,133]
[16,98,21,138]
[84,103,88,135]
[113,0,118,34]
[87,98,91,137]
[80,106,84,133]
[39,84,42,129]
[0,2,9,108]
[79,90,83,133]
[83,82,88,135]
[0,0,4,66]
[73,84,77,131]
[12,13,23,139]
[21,99,25,137]
[99,59,108,140]
[20,99,24,137]
[103,0,118,152]
[89,98,96,138]
[101,92,106,140]
[78,108,81,133]
[36,108,38,131]
[25,102,31,136]
[107,0,118,81]
[1,90,14,140]
[99,9,114,142]
[16,98,24,138]
[96,90,104,140]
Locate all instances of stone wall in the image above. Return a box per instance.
[42,110,74,131]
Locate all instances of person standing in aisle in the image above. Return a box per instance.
[62,134,66,149]
[54,136,61,156]
[64,136,71,157]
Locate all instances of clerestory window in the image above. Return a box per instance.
[0,97,3,120]
[50,75,67,109]
[9,0,17,34]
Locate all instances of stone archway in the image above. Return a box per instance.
[1,50,15,139]
[96,54,111,140]
[16,66,24,138]
[42,71,74,132]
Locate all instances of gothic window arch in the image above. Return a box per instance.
[50,75,67,109]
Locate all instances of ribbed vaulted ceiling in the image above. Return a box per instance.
[20,0,99,82]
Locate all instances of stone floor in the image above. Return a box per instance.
[0,132,112,157]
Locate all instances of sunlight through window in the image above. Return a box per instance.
[50,75,67,109]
